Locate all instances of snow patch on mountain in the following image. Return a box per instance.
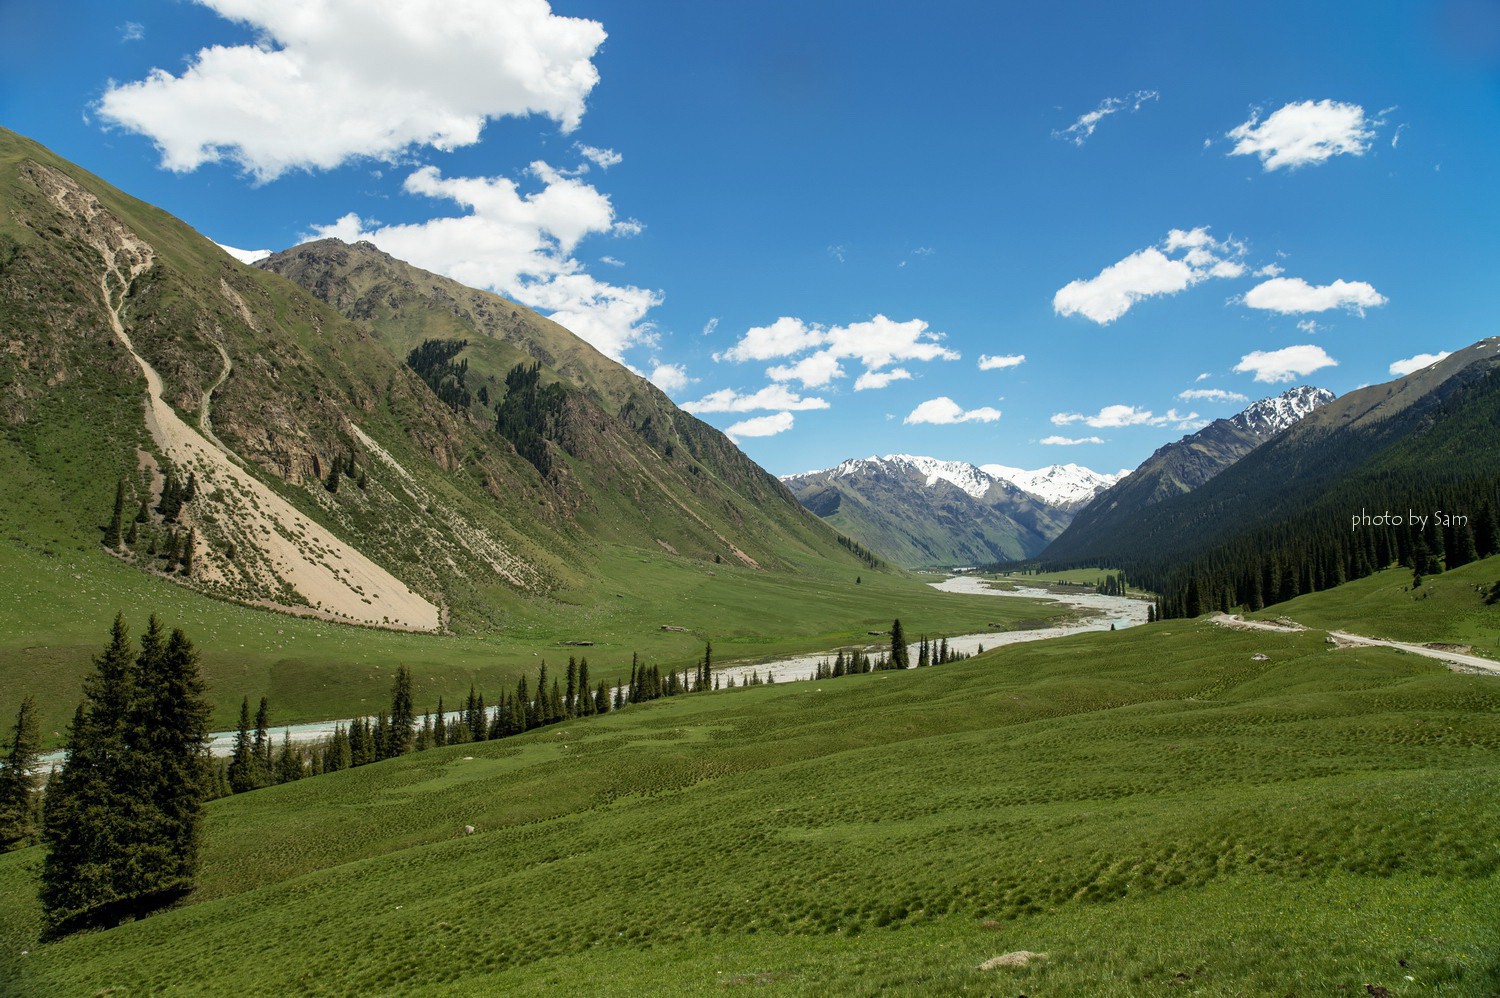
[981,463,1123,507]
[784,454,1120,508]
[1230,385,1335,436]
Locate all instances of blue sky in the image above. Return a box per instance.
[3,1,1498,477]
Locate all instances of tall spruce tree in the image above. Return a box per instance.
[252,697,271,782]
[0,695,42,850]
[106,479,126,549]
[40,614,136,931]
[388,665,415,757]
[124,618,210,901]
[227,697,256,793]
[889,619,910,669]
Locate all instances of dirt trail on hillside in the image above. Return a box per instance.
[1210,613,1498,676]
[36,162,442,632]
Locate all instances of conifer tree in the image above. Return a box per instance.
[889,619,910,669]
[433,696,447,747]
[40,615,135,931]
[106,479,126,548]
[180,528,196,576]
[417,712,432,751]
[135,497,151,524]
[535,664,550,723]
[253,696,272,782]
[373,711,390,759]
[227,697,255,793]
[388,665,415,757]
[577,658,592,715]
[275,731,303,783]
[565,657,578,717]
[595,681,610,714]
[549,679,563,721]
[325,725,351,772]
[126,619,210,897]
[0,695,41,850]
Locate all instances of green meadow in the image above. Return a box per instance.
[0,522,1066,747]
[1255,556,1500,658]
[4,582,1497,995]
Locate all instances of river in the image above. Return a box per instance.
[40,576,1147,765]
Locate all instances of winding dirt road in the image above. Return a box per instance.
[1210,613,1499,677]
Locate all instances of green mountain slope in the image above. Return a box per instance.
[1045,386,1333,564]
[0,126,928,740]
[1040,339,1500,612]
[256,239,841,570]
[4,565,1498,993]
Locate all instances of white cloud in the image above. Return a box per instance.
[978,353,1025,370]
[310,164,660,360]
[648,363,690,395]
[681,385,830,414]
[1195,372,1211,382]
[701,317,719,337]
[828,244,847,263]
[1233,345,1339,383]
[598,255,624,267]
[1052,404,1201,428]
[725,411,794,441]
[1388,351,1451,377]
[98,0,606,181]
[1297,319,1321,334]
[1178,388,1248,403]
[120,21,145,42]
[718,314,959,390]
[1054,227,1246,324]
[1053,90,1158,146]
[1226,100,1378,171]
[767,352,846,388]
[575,144,621,169]
[1242,276,1387,315]
[1255,263,1284,277]
[1040,435,1104,445]
[904,397,1001,425]
[715,317,825,362]
[611,218,644,237]
[854,368,913,391]
[215,241,271,264]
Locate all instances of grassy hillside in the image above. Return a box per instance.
[1254,553,1500,657]
[4,608,1497,994]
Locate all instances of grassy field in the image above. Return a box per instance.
[0,528,1067,747]
[1254,555,1500,658]
[4,607,1497,994]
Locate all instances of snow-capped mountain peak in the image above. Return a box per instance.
[980,462,1123,508]
[1229,386,1334,437]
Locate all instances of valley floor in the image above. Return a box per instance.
[4,606,1498,995]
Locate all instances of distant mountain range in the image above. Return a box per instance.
[786,386,1338,571]
[1038,341,1500,616]
[1044,386,1334,562]
[781,456,1120,567]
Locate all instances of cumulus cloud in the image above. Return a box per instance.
[215,241,271,264]
[648,363,690,395]
[715,317,826,363]
[1040,435,1104,445]
[1242,276,1387,315]
[767,352,846,388]
[97,0,606,181]
[978,353,1025,370]
[854,368,913,391]
[904,397,1001,425]
[1389,351,1451,377]
[1052,405,1201,429]
[1178,388,1248,403]
[311,164,660,360]
[718,314,959,389]
[681,386,830,414]
[1053,90,1159,146]
[725,411,794,441]
[1054,226,1246,324]
[1233,345,1339,383]
[575,144,621,169]
[1226,100,1379,171]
